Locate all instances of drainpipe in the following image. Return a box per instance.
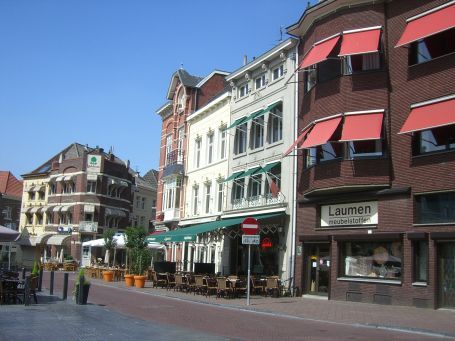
[290,42,299,296]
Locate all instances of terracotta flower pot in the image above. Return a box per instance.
[124,274,135,287]
[134,275,147,288]
[103,271,114,282]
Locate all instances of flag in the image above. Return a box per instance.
[266,173,279,198]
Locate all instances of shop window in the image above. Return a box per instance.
[267,103,283,144]
[341,241,402,280]
[250,116,264,150]
[415,192,455,224]
[412,125,455,155]
[234,123,247,155]
[342,52,381,74]
[409,29,455,65]
[348,139,383,159]
[413,240,428,283]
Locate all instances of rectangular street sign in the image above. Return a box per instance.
[242,235,260,245]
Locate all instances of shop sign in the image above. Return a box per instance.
[87,154,101,174]
[261,237,273,250]
[321,201,378,227]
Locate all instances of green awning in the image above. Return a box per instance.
[264,101,281,114]
[225,116,248,130]
[145,212,284,243]
[256,161,281,174]
[223,170,244,182]
[238,166,261,179]
[248,109,266,121]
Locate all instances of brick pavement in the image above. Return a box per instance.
[41,272,455,339]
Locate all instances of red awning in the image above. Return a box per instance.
[339,27,382,56]
[283,125,312,156]
[299,35,340,69]
[395,2,455,47]
[399,97,455,134]
[340,112,384,141]
[301,116,342,149]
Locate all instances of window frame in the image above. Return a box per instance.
[234,123,247,155]
[250,115,265,150]
[254,74,266,90]
[272,64,284,81]
[267,103,283,144]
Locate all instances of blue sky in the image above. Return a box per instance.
[0,0,309,179]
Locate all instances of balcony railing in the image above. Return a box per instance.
[165,149,184,166]
[232,193,285,210]
[79,221,98,233]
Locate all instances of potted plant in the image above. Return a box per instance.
[125,226,150,288]
[73,269,90,304]
[102,230,117,282]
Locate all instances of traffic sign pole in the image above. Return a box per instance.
[247,244,251,306]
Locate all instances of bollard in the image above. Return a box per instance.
[23,275,31,306]
[63,273,68,300]
[50,271,54,295]
[22,267,26,279]
[77,274,85,305]
[38,268,43,292]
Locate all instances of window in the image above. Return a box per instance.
[272,64,284,81]
[234,123,247,155]
[29,192,35,201]
[135,195,140,208]
[163,177,182,210]
[84,213,93,222]
[341,241,402,280]
[342,52,381,74]
[140,216,145,226]
[219,129,226,160]
[255,74,266,90]
[416,192,455,224]
[26,214,32,225]
[177,89,186,112]
[348,140,383,158]
[48,183,56,195]
[87,181,96,193]
[194,138,201,168]
[316,143,343,163]
[265,164,281,197]
[207,133,214,164]
[268,103,283,144]
[141,197,146,210]
[38,191,45,200]
[409,29,455,65]
[232,179,245,202]
[248,174,262,199]
[165,134,172,166]
[204,182,211,214]
[251,116,264,149]
[193,186,199,215]
[305,67,317,93]
[217,182,223,212]
[63,182,75,194]
[413,240,428,283]
[318,58,342,83]
[3,206,11,220]
[177,127,184,163]
[238,83,249,98]
[412,125,455,155]
[36,214,43,225]
[46,212,53,224]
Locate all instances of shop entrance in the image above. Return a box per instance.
[439,242,455,308]
[306,244,330,296]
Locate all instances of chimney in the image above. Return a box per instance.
[243,55,248,66]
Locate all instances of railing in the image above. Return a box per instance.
[165,149,184,166]
[79,221,98,233]
[232,193,285,210]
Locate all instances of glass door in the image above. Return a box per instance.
[307,244,330,296]
[439,242,455,308]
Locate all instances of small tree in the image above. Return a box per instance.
[103,229,117,267]
[125,226,148,275]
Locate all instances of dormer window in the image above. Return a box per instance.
[177,89,186,112]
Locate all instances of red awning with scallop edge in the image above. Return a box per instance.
[339,28,381,56]
[299,35,340,69]
[340,112,384,141]
[395,2,455,47]
[399,97,455,134]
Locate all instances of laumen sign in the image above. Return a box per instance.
[321,201,378,227]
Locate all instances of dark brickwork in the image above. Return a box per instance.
[293,0,455,308]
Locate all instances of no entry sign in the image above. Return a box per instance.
[241,217,259,235]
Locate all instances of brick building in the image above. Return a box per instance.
[286,0,455,308]
[19,143,133,267]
